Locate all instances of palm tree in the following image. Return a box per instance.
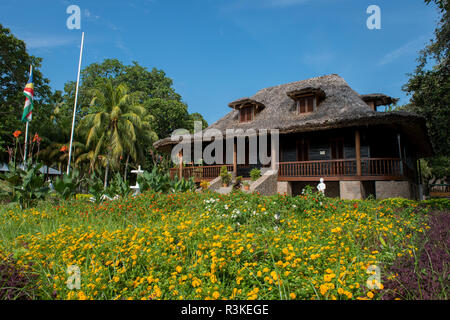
[79,79,157,188]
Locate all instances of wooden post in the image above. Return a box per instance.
[178,151,183,180]
[355,129,361,176]
[397,133,404,175]
[233,140,237,177]
[271,136,278,171]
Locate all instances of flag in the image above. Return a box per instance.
[21,66,34,123]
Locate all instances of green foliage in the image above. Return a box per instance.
[0,162,49,208]
[52,170,81,200]
[403,1,449,160]
[86,173,106,204]
[426,156,450,180]
[250,168,261,181]
[220,166,232,185]
[233,176,243,190]
[138,167,172,193]
[170,177,197,193]
[106,172,131,197]
[0,25,52,159]
[137,167,196,194]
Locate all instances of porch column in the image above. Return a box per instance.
[233,140,237,177]
[397,133,404,175]
[271,137,278,171]
[355,129,361,176]
[178,150,183,180]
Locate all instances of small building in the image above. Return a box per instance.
[0,163,61,176]
[154,74,433,199]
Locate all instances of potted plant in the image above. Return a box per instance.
[250,168,261,181]
[233,176,243,190]
[220,166,231,187]
[243,181,250,191]
[200,180,209,191]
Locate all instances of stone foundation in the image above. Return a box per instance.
[277,181,292,196]
[250,170,278,196]
[339,181,363,200]
[375,181,412,199]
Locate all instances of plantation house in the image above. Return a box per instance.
[154,74,433,199]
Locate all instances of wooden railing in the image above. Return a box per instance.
[170,158,411,181]
[361,158,403,176]
[279,158,408,179]
[170,165,233,181]
[429,184,450,198]
[279,159,357,178]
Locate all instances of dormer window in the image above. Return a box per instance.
[360,94,399,112]
[240,106,254,123]
[297,95,316,114]
[286,87,325,115]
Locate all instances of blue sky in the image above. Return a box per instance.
[0,0,440,125]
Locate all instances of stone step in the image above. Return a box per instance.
[216,186,233,194]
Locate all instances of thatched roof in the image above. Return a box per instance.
[228,98,265,110]
[154,74,432,156]
[360,93,399,106]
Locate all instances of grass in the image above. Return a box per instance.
[0,190,446,300]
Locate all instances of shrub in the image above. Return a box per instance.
[250,168,261,181]
[220,166,232,186]
[200,180,210,190]
[53,170,81,200]
[0,162,49,209]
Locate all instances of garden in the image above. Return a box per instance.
[0,184,448,300]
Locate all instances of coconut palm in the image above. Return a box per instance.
[79,79,157,188]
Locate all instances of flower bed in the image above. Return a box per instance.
[0,191,443,300]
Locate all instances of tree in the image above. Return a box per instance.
[62,59,207,141]
[78,79,157,187]
[0,24,52,160]
[403,0,449,179]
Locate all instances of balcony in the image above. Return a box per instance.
[278,158,412,181]
[170,158,413,182]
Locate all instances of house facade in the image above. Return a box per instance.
[154,74,433,199]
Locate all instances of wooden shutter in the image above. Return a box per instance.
[298,96,315,114]
[240,106,253,122]
[307,97,314,113]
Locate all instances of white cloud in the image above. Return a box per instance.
[378,36,428,66]
[22,36,77,49]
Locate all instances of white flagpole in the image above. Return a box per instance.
[67,32,85,175]
[23,64,32,167]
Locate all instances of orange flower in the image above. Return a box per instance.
[60,145,68,153]
[33,133,41,143]
[13,130,22,138]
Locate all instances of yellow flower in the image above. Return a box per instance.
[176,266,182,273]
[212,291,220,299]
[290,293,296,299]
[367,291,374,299]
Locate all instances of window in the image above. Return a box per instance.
[240,106,254,123]
[297,96,316,114]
